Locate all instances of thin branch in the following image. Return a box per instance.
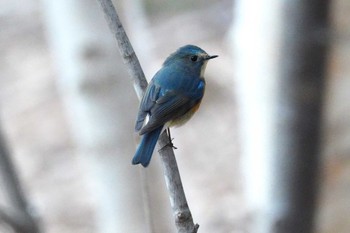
[0,207,21,229]
[96,0,199,232]
[0,206,38,233]
[158,137,199,233]
[95,0,147,100]
[0,128,41,233]
[0,132,27,210]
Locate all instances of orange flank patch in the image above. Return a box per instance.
[168,101,202,128]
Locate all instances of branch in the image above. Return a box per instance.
[0,128,41,233]
[158,137,199,233]
[0,206,38,233]
[96,0,199,232]
[95,0,147,100]
[0,207,21,229]
[0,132,27,210]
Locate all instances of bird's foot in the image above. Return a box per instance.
[159,128,178,151]
[167,137,177,150]
[159,137,177,151]
[166,128,177,149]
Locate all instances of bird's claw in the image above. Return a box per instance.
[168,137,177,150]
[159,128,178,151]
[167,128,177,149]
[159,138,177,151]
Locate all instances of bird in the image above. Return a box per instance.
[132,45,218,167]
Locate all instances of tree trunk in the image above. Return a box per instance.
[232,0,330,232]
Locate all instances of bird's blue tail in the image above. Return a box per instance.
[132,126,163,167]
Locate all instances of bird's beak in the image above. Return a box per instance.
[205,55,218,60]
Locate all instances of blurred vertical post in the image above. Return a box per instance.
[274,1,330,232]
[42,0,174,232]
[232,0,330,233]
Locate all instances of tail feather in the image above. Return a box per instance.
[132,126,163,167]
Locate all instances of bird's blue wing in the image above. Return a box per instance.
[135,81,161,131]
[136,64,205,135]
[139,79,205,135]
[138,94,191,134]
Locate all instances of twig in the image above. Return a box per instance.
[0,128,41,233]
[95,0,147,100]
[96,0,199,232]
[0,206,37,233]
[157,137,199,233]
[0,207,23,230]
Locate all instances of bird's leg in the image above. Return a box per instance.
[158,128,177,151]
[166,128,177,149]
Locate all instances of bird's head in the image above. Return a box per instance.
[163,45,218,77]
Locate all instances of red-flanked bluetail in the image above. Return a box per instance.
[132,45,218,167]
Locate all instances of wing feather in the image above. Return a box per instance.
[135,82,161,131]
[139,93,197,135]
[136,69,205,135]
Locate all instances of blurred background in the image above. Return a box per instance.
[0,0,349,233]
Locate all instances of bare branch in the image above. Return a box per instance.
[0,131,27,210]
[0,206,38,233]
[0,207,21,229]
[0,128,41,233]
[158,137,199,233]
[96,0,147,100]
[96,0,199,232]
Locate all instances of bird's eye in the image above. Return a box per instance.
[190,55,198,62]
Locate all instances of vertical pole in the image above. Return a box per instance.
[273,1,330,232]
[233,0,330,232]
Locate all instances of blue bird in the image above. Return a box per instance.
[132,45,218,167]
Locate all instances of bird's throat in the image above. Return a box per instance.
[200,61,208,78]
